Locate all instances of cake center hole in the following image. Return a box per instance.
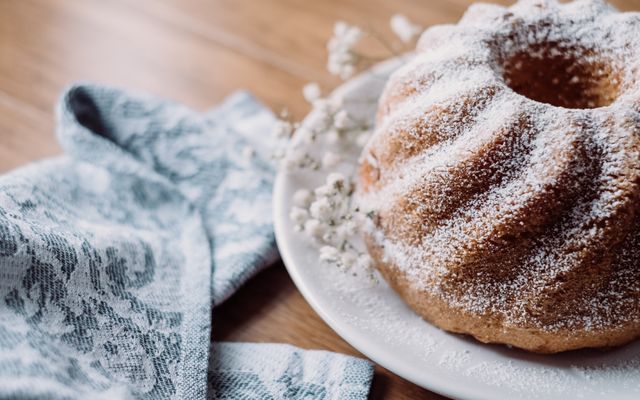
[502,44,620,109]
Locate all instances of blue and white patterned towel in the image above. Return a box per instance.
[0,85,374,399]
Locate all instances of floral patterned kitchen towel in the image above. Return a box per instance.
[0,85,373,399]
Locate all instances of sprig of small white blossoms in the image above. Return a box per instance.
[273,83,373,171]
[289,172,373,272]
[327,22,364,80]
[390,14,423,43]
[327,15,423,80]
[278,13,422,276]
[275,14,423,170]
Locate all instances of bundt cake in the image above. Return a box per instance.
[357,0,640,353]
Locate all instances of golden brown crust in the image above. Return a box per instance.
[366,236,640,353]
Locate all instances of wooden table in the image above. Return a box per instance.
[1,0,637,398]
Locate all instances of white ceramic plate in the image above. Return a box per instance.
[273,58,640,400]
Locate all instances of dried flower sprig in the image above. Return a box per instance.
[276,13,423,277]
[274,83,373,172]
[327,15,422,80]
[327,22,365,80]
[290,173,373,272]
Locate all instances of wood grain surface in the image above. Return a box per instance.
[1,0,638,398]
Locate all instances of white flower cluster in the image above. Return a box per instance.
[272,118,294,139]
[273,82,373,172]
[289,173,372,271]
[270,110,297,165]
[327,15,421,80]
[390,14,422,43]
[327,21,364,80]
[303,82,322,103]
[276,12,422,275]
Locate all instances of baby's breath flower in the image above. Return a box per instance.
[327,21,364,79]
[333,110,350,130]
[310,197,333,220]
[305,104,334,134]
[303,83,322,103]
[296,126,316,144]
[341,251,358,268]
[340,220,358,237]
[283,148,305,168]
[283,148,319,171]
[293,189,314,208]
[329,95,344,111]
[355,132,371,147]
[326,172,346,192]
[326,129,341,145]
[321,229,336,244]
[356,253,373,270]
[283,17,395,276]
[319,246,340,263]
[334,225,351,243]
[314,184,335,198]
[289,207,309,226]
[304,219,326,239]
[390,14,422,43]
[272,119,294,139]
[321,152,342,169]
[317,97,342,118]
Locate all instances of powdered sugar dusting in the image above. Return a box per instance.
[358,0,640,337]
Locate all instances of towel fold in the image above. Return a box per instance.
[0,85,373,399]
